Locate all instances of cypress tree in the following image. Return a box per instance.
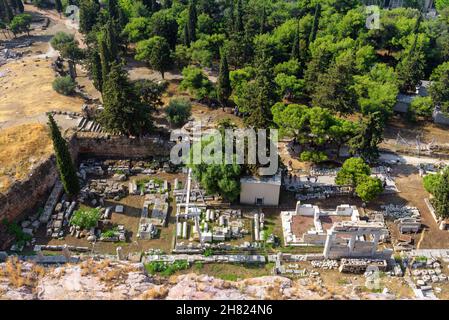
[98,31,112,82]
[99,63,152,136]
[48,114,80,197]
[55,0,63,16]
[309,3,321,45]
[107,0,119,21]
[217,50,231,108]
[10,0,17,13]
[227,0,235,34]
[291,20,300,60]
[90,49,103,92]
[2,0,13,23]
[16,0,23,13]
[187,0,197,45]
[259,6,266,35]
[183,21,190,47]
[235,0,244,33]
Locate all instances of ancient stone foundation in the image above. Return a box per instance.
[0,132,172,235]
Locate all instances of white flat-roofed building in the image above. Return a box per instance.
[240,172,281,206]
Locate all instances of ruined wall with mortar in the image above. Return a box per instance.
[0,133,172,228]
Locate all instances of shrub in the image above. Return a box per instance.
[165,98,192,127]
[423,173,441,195]
[180,66,214,100]
[409,96,434,119]
[53,76,76,95]
[300,151,328,163]
[70,208,100,230]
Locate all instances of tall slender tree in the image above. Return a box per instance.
[16,0,23,13]
[187,0,197,45]
[2,0,14,23]
[309,3,321,45]
[217,50,231,108]
[48,114,80,197]
[235,0,244,33]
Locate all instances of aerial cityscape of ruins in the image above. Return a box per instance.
[1,0,449,302]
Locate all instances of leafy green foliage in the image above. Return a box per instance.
[423,173,441,195]
[431,168,449,218]
[135,36,172,79]
[145,260,189,276]
[299,151,328,164]
[336,157,371,188]
[70,208,101,230]
[165,98,192,127]
[52,76,76,95]
[409,96,434,119]
[8,13,31,36]
[429,62,449,114]
[180,66,214,100]
[355,176,384,202]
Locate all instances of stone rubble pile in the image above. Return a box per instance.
[46,198,77,239]
[412,259,448,287]
[381,204,421,219]
[311,260,339,270]
[339,259,388,274]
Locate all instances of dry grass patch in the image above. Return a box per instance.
[0,124,53,192]
[0,58,83,122]
[141,286,169,300]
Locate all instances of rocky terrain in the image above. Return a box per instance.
[0,258,399,300]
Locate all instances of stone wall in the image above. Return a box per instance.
[71,132,172,158]
[0,156,58,224]
[0,132,173,230]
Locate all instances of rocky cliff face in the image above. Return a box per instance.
[0,259,397,300]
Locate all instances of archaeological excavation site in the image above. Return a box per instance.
[2,0,449,309]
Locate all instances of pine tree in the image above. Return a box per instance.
[99,63,153,136]
[187,0,197,45]
[235,0,244,33]
[48,114,80,197]
[217,50,231,108]
[54,0,63,16]
[309,3,321,45]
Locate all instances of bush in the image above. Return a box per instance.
[165,98,192,127]
[355,176,384,202]
[53,76,76,95]
[70,208,100,230]
[144,260,190,276]
[300,151,328,163]
[180,66,214,100]
[423,173,441,195]
[409,96,434,119]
